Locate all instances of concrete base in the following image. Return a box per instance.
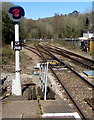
[40,99,74,113]
[2,100,40,118]
[40,99,81,119]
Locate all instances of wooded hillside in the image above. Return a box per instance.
[2,2,93,45]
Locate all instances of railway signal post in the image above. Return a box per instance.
[8,6,25,96]
[44,62,49,100]
[39,62,49,100]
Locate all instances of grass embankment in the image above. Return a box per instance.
[2,45,32,73]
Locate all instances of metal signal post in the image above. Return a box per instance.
[44,62,49,100]
[39,62,49,100]
[12,24,22,95]
[8,6,25,96]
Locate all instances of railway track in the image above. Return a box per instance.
[24,45,41,57]
[38,44,94,87]
[41,43,94,70]
[24,44,94,119]
[24,44,94,88]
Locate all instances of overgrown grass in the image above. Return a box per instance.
[2,45,14,65]
[20,50,33,74]
[20,50,32,65]
[2,45,32,64]
[2,45,33,73]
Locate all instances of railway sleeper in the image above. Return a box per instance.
[28,86,37,100]
[0,76,8,85]
[0,87,7,96]
[37,86,56,100]
[84,98,94,111]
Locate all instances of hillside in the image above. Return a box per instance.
[2,2,93,45]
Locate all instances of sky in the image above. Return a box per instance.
[12,2,92,20]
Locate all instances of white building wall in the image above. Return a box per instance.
[83,33,94,39]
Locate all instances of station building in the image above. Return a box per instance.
[80,30,94,52]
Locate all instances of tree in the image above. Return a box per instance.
[36,22,47,39]
[85,17,89,29]
[29,28,40,39]
[62,16,83,38]
[52,16,64,38]
[20,18,28,40]
[2,2,14,45]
